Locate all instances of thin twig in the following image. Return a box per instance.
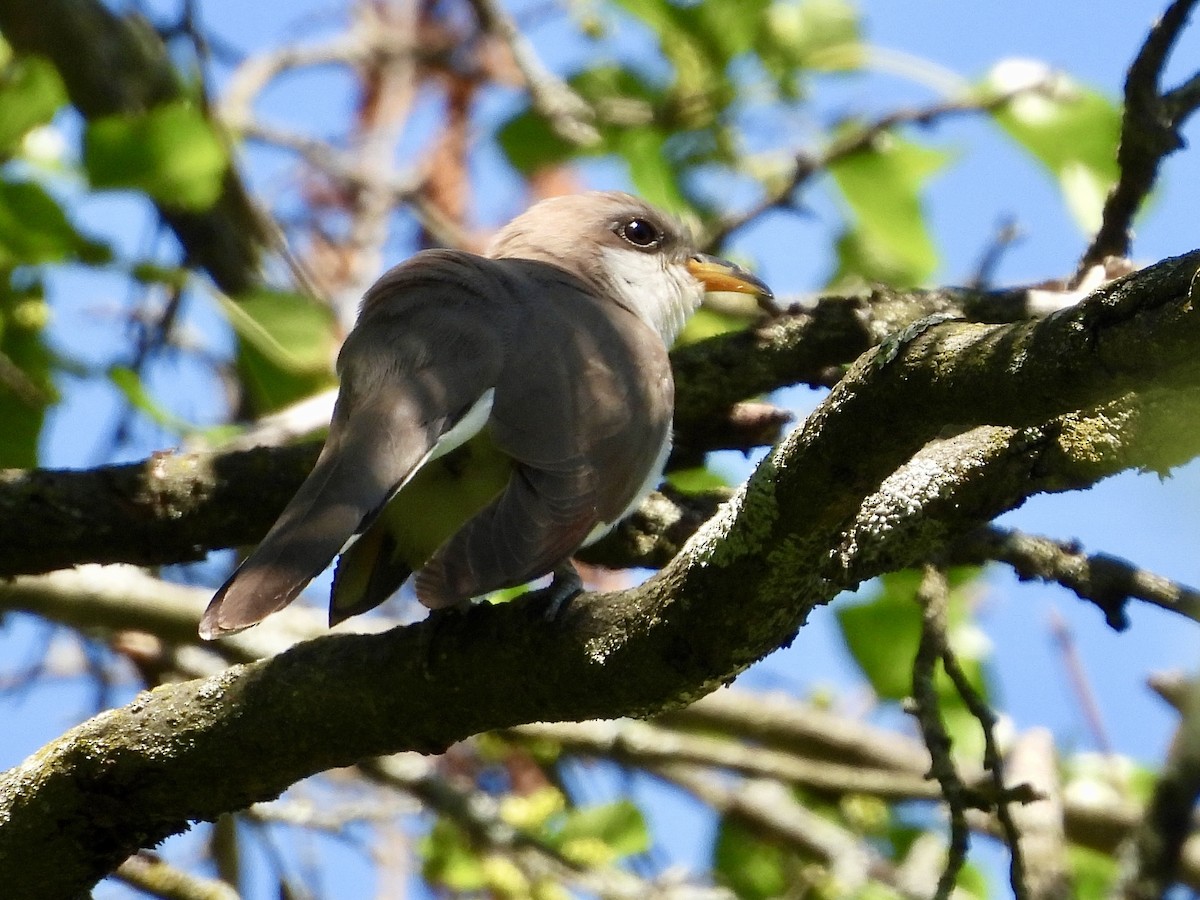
[940,641,1031,899]
[706,82,1056,249]
[967,216,1022,290]
[1079,0,1200,271]
[465,0,599,146]
[1048,609,1114,754]
[950,525,1200,629]
[908,565,971,900]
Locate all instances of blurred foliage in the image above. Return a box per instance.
[83,100,229,211]
[0,0,1166,897]
[837,567,994,762]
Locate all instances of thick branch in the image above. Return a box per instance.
[0,279,1045,578]
[2,252,1200,894]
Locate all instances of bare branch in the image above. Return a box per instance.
[1079,0,1200,270]
[1122,675,1200,898]
[939,623,1030,899]
[908,566,973,900]
[950,526,1200,629]
[706,81,1058,249]
[465,0,599,146]
[510,719,945,801]
[113,852,239,900]
[1005,730,1070,900]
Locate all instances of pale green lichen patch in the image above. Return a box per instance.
[838,426,1014,570]
[684,452,780,570]
[136,451,215,519]
[1055,407,1130,469]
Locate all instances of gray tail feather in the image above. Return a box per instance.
[199,450,380,639]
[328,524,413,627]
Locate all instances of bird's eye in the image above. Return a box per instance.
[616,217,662,250]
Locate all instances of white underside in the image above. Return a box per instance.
[346,387,668,551]
[582,428,672,546]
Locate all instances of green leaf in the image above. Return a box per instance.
[551,800,649,862]
[666,465,732,492]
[0,284,55,467]
[828,133,947,287]
[616,126,688,212]
[0,181,107,267]
[84,100,229,210]
[986,62,1121,234]
[109,365,194,435]
[220,288,338,413]
[497,108,578,175]
[1069,845,1118,899]
[713,817,792,900]
[836,568,993,760]
[762,0,863,74]
[0,55,67,155]
[419,820,486,891]
[222,288,337,414]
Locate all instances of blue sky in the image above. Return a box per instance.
[4,0,1200,896]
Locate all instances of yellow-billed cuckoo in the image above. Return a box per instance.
[199,191,772,639]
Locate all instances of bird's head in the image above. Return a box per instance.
[487,191,773,345]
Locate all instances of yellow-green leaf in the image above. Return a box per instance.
[0,55,66,154]
[220,288,338,413]
[986,61,1121,234]
[84,100,229,211]
[828,132,948,287]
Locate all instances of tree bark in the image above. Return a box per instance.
[1,251,1199,896]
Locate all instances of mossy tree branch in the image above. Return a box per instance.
[0,251,1199,896]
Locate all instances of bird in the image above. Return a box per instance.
[199,191,773,639]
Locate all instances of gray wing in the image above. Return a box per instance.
[200,252,509,637]
[415,260,673,608]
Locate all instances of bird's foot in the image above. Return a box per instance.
[418,604,469,681]
[527,564,584,622]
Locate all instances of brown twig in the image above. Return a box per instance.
[1048,609,1113,754]
[939,634,1030,899]
[1079,0,1200,271]
[1122,675,1200,899]
[705,82,1056,250]
[950,525,1200,630]
[908,565,972,900]
[465,0,598,146]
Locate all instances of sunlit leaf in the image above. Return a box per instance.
[219,288,338,413]
[0,284,55,467]
[84,100,229,211]
[713,817,791,899]
[666,465,732,492]
[551,799,649,862]
[0,181,108,267]
[986,61,1121,234]
[419,820,486,891]
[0,55,66,154]
[828,132,948,287]
[1069,845,1118,899]
[763,0,863,75]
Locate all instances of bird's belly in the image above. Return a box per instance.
[382,432,512,569]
